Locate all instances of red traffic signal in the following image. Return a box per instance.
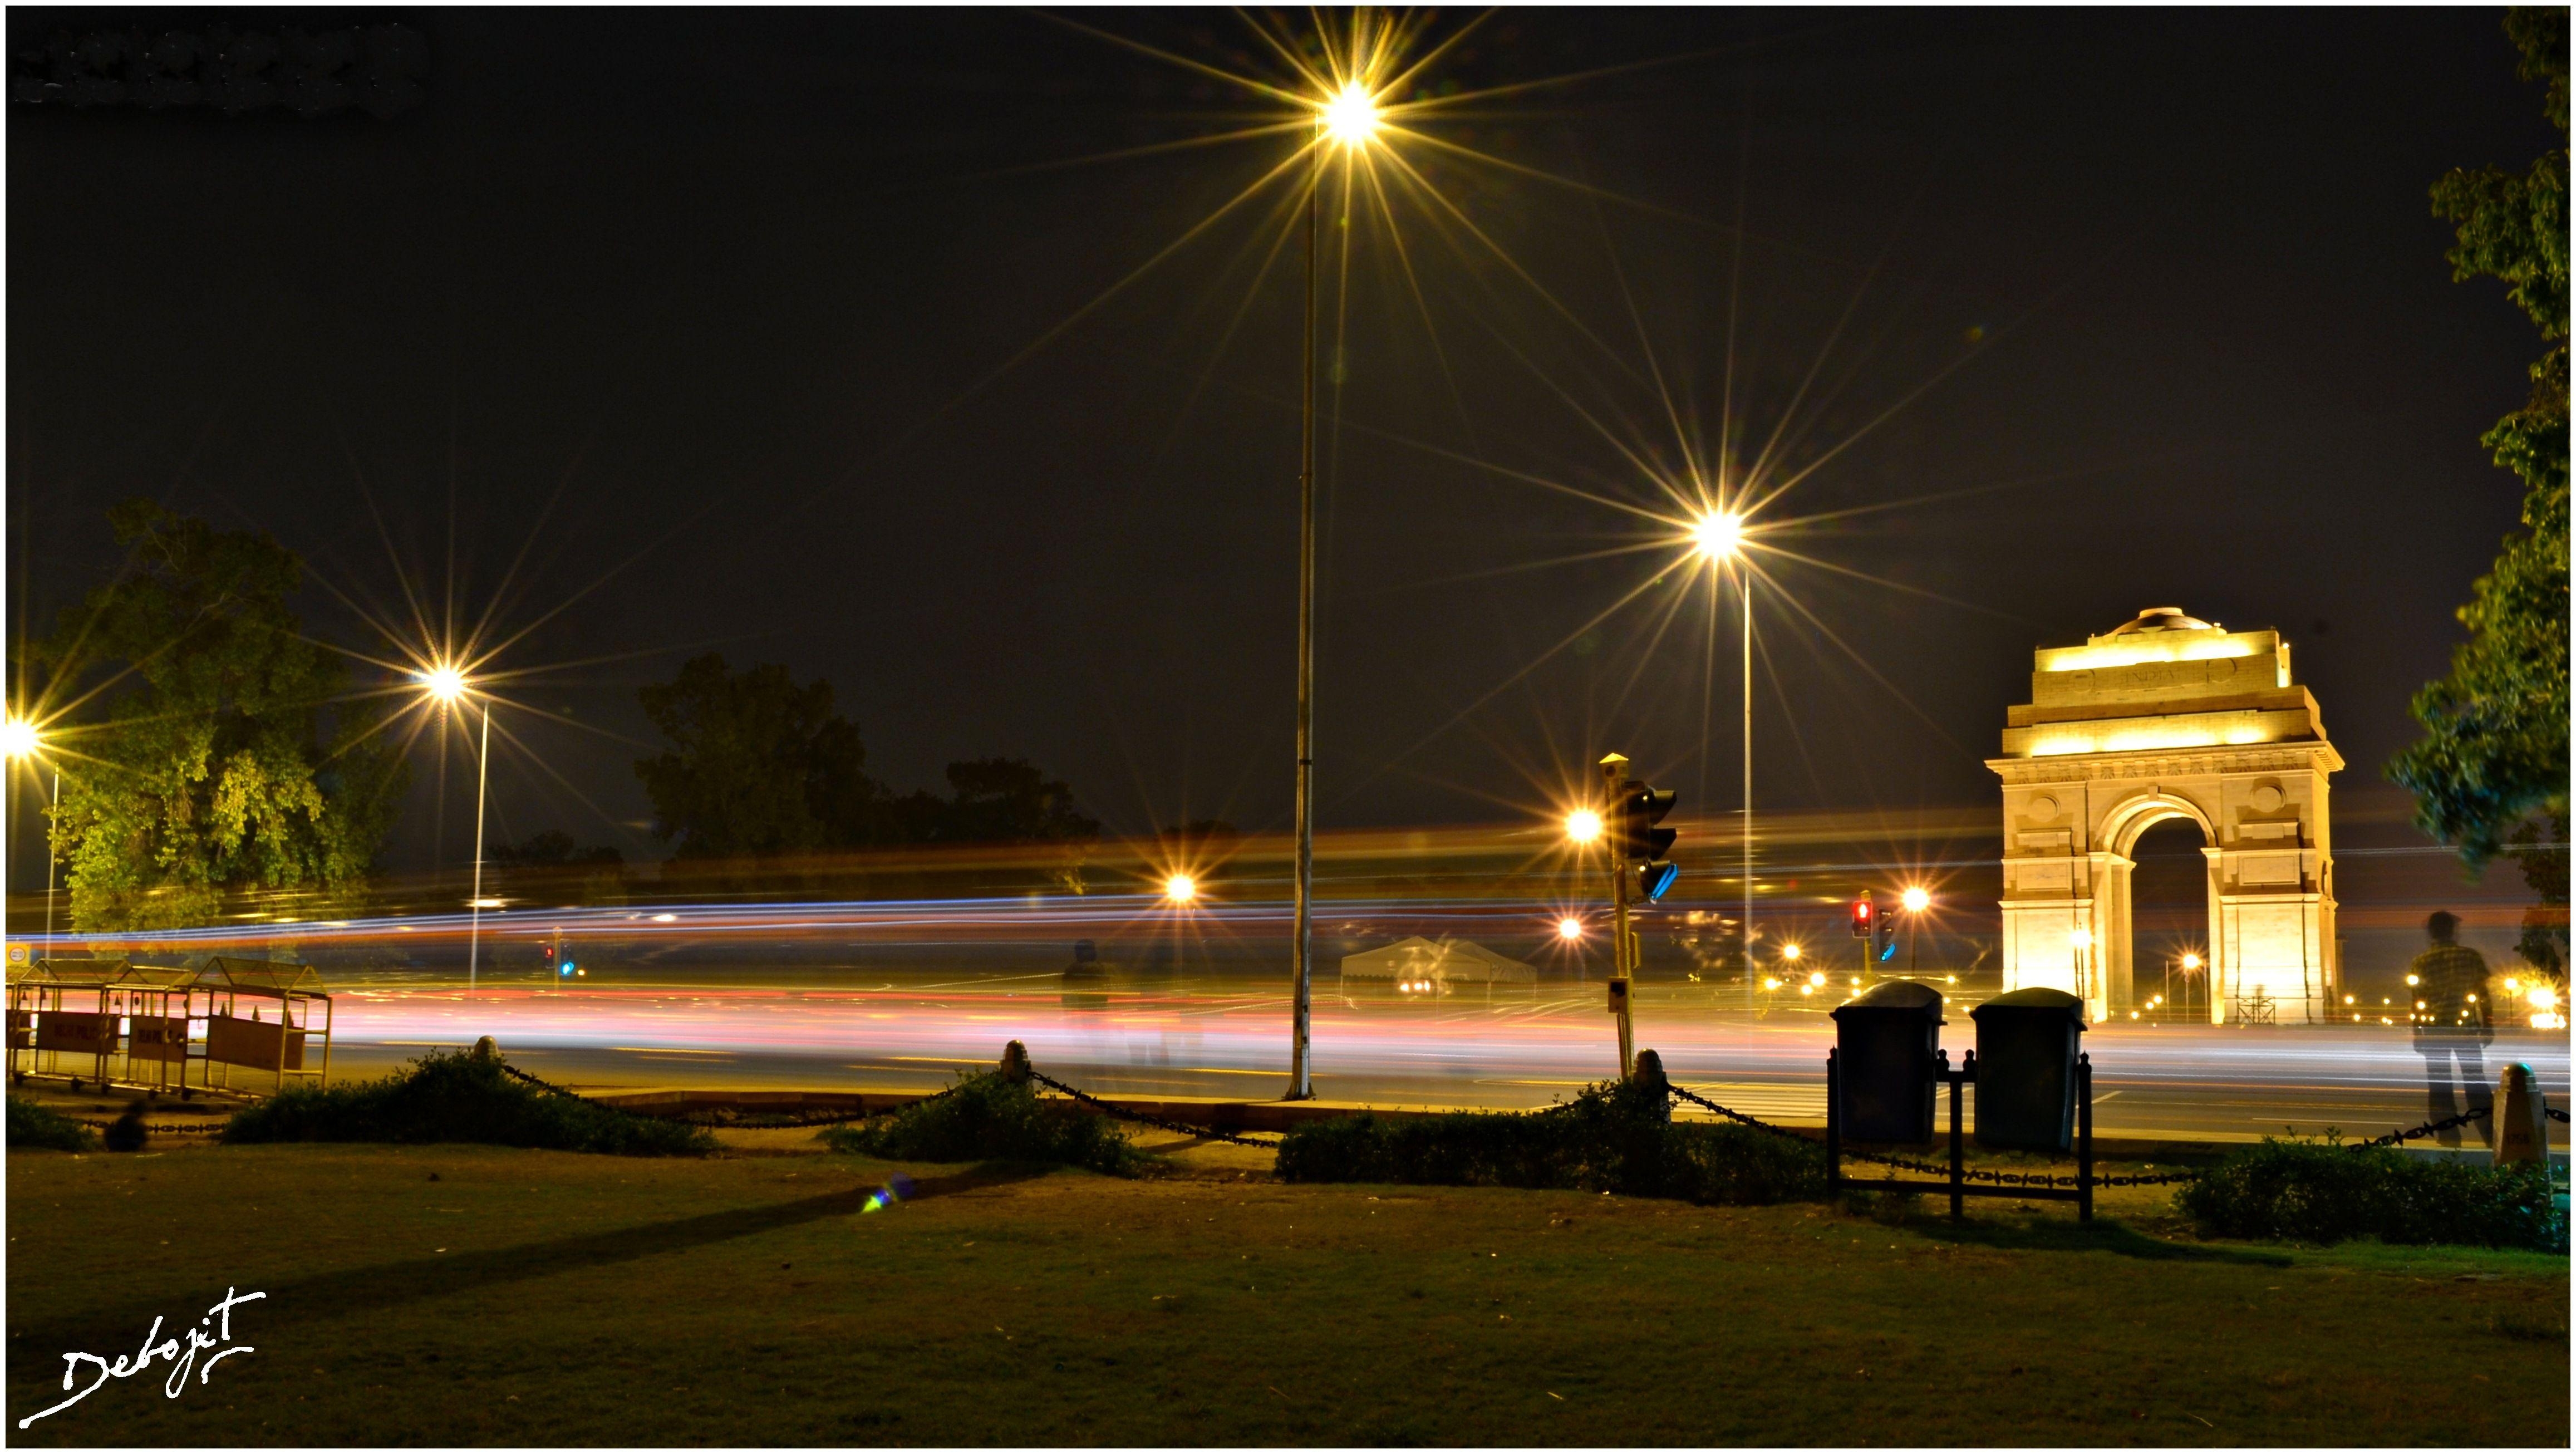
[1850,898,1875,938]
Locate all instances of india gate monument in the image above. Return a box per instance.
[1988,607,2341,1025]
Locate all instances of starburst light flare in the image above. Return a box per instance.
[0,716,41,761]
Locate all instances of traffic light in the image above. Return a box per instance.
[1850,897,1875,940]
[1613,780,1680,901]
[1874,900,1898,962]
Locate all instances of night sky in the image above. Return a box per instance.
[7,8,2557,880]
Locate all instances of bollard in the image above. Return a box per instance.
[999,1039,1033,1084]
[471,1035,500,1064]
[2493,1062,2548,1167]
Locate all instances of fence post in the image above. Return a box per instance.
[1825,1048,1841,1197]
[1946,1053,1965,1221]
[2077,1052,2095,1224]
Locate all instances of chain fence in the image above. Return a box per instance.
[500,1061,972,1128]
[1667,1079,2201,1188]
[2346,1106,2491,1150]
[1028,1069,1285,1148]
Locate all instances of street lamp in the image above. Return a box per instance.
[1287,77,1386,1103]
[419,664,491,998]
[4,715,60,950]
[1564,808,1604,844]
[1163,873,1198,905]
[1692,511,1754,1018]
[1898,886,1930,974]
[1557,916,1584,942]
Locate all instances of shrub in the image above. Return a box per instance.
[223,1051,714,1156]
[7,1096,101,1152]
[2176,1137,2564,1251]
[823,1072,1135,1175]
[1276,1078,1825,1205]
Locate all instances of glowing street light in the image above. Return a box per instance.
[1320,82,1382,148]
[1565,808,1604,844]
[419,664,493,998]
[1163,873,1198,905]
[1780,941,1802,961]
[3,711,61,947]
[1557,916,1585,942]
[2180,952,2202,971]
[1691,512,1743,561]
[1896,886,1931,974]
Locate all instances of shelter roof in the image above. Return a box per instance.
[1340,935,1537,983]
[191,957,327,996]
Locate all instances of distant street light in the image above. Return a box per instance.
[1557,916,1584,942]
[419,664,491,998]
[1163,873,1198,905]
[1899,886,1930,973]
[1564,808,1604,844]
[4,713,60,949]
[1780,941,1802,961]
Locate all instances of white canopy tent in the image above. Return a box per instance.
[1339,936,1537,988]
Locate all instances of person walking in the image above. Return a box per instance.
[2409,911,2494,1147]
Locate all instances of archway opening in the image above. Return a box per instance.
[2128,817,2211,1021]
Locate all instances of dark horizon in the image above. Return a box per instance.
[8,8,2555,881]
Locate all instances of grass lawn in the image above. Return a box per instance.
[6,1132,2567,1446]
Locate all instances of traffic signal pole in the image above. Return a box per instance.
[1602,754,1634,1078]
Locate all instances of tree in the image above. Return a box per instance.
[632,654,879,858]
[40,501,404,930]
[489,829,627,906]
[920,758,1100,844]
[2390,8,2570,977]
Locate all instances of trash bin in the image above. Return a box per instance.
[1969,987,2085,1151]
[1831,981,1944,1143]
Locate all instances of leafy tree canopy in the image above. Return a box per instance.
[2390,7,2571,952]
[633,654,876,858]
[633,654,1099,858]
[40,501,404,930]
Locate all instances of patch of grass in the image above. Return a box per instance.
[6,1095,99,1152]
[221,1050,714,1156]
[3,1141,2564,1446]
[1276,1077,1825,1205]
[2176,1136,2564,1250]
[822,1071,1136,1174]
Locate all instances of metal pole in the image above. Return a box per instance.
[42,768,60,946]
[1287,130,1320,1102]
[1603,753,1633,1078]
[468,701,489,999]
[1741,571,1753,1017]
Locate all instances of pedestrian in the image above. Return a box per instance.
[2408,911,2493,1147]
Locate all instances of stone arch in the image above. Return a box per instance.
[2095,793,2219,1024]
[1989,609,2342,1025]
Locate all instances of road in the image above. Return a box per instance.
[305,970,2572,1147]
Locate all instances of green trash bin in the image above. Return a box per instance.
[1830,981,1944,1143]
[1969,988,2085,1151]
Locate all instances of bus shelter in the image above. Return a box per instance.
[6,959,198,1092]
[191,958,334,1095]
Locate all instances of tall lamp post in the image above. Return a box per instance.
[420,665,491,998]
[1689,514,1752,1010]
[1288,82,1383,1102]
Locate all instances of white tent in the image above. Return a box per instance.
[1339,936,1536,985]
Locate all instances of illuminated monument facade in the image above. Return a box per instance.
[1988,608,2341,1024]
